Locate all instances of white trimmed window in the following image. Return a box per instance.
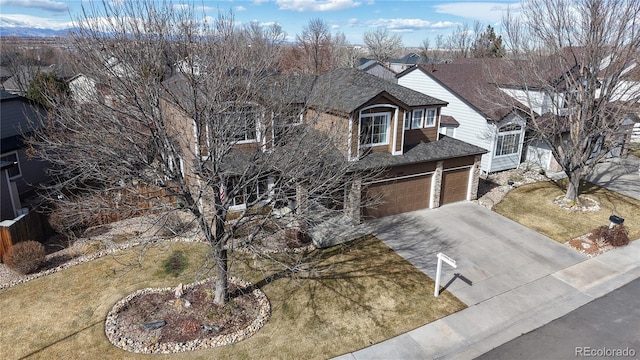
[403,111,411,130]
[495,124,522,156]
[412,109,423,128]
[0,152,21,179]
[407,108,437,129]
[217,105,259,144]
[425,109,436,127]
[227,176,269,209]
[234,110,257,143]
[360,113,390,147]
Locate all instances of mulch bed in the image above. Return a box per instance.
[567,234,613,257]
[106,278,271,354]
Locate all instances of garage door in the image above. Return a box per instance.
[440,168,470,205]
[363,175,431,218]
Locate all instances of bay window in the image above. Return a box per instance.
[360,113,390,147]
[495,124,522,156]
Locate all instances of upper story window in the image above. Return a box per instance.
[0,152,21,180]
[360,113,390,147]
[407,108,437,129]
[234,111,257,143]
[404,111,411,130]
[425,109,436,127]
[273,108,303,145]
[495,124,522,156]
[217,105,259,143]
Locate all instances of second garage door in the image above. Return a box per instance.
[440,168,470,205]
[363,175,431,218]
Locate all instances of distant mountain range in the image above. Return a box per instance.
[0,27,73,38]
[0,18,73,38]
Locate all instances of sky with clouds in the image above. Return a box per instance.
[0,0,522,47]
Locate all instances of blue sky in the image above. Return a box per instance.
[0,0,522,47]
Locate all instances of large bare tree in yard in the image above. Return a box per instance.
[30,0,373,305]
[501,0,640,202]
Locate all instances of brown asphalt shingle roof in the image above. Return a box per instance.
[309,68,447,113]
[410,58,525,121]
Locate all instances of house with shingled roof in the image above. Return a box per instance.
[164,67,487,221]
[397,58,528,174]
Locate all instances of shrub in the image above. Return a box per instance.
[162,250,188,277]
[608,225,630,247]
[3,241,46,275]
[588,225,630,247]
[285,228,311,248]
[159,213,193,238]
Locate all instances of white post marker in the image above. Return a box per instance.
[434,252,457,297]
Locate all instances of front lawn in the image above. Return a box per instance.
[628,143,640,158]
[494,180,640,243]
[0,237,464,360]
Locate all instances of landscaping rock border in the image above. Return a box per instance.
[105,276,271,354]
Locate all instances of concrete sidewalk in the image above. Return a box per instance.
[333,203,640,360]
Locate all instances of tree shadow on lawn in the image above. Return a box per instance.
[230,215,462,354]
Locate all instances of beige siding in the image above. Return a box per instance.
[308,109,350,157]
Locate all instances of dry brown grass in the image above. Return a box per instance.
[628,143,640,158]
[0,237,464,360]
[494,180,640,243]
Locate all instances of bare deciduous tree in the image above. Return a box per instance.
[362,28,403,63]
[500,0,640,201]
[281,18,358,75]
[30,0,377,304]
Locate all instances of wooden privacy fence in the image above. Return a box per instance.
[0,211,52,261]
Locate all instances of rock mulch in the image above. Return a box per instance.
[475,167,550,209]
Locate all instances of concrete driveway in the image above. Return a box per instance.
[586,155,640,200]
[336,202,640,359]
[365,202,587,306]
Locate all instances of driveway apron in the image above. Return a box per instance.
[365,202,587,306]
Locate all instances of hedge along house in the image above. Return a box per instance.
[163,68,486,222]
[397,59,528,174]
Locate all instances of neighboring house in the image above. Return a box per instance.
[498,54,640,170]
[164,68,487,220]
[397,59,528,174]
[357,59,397,83]
[2,64,74,96]
[388,53,427,73]
[68,73,98,104]
[0,90,49,221]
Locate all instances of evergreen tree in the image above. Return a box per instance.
[472,25,505,58]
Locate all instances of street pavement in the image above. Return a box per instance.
[333,202,640,360]
[476,277,640,360]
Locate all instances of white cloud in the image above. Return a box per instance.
[0,13,73,29]
[433,2,521,22]
[172,3,213,12]
[275,0,361,12]
[257,20,280,27]
[236,6,247,11]
[0,0,68,13]
[359,18,459,31]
